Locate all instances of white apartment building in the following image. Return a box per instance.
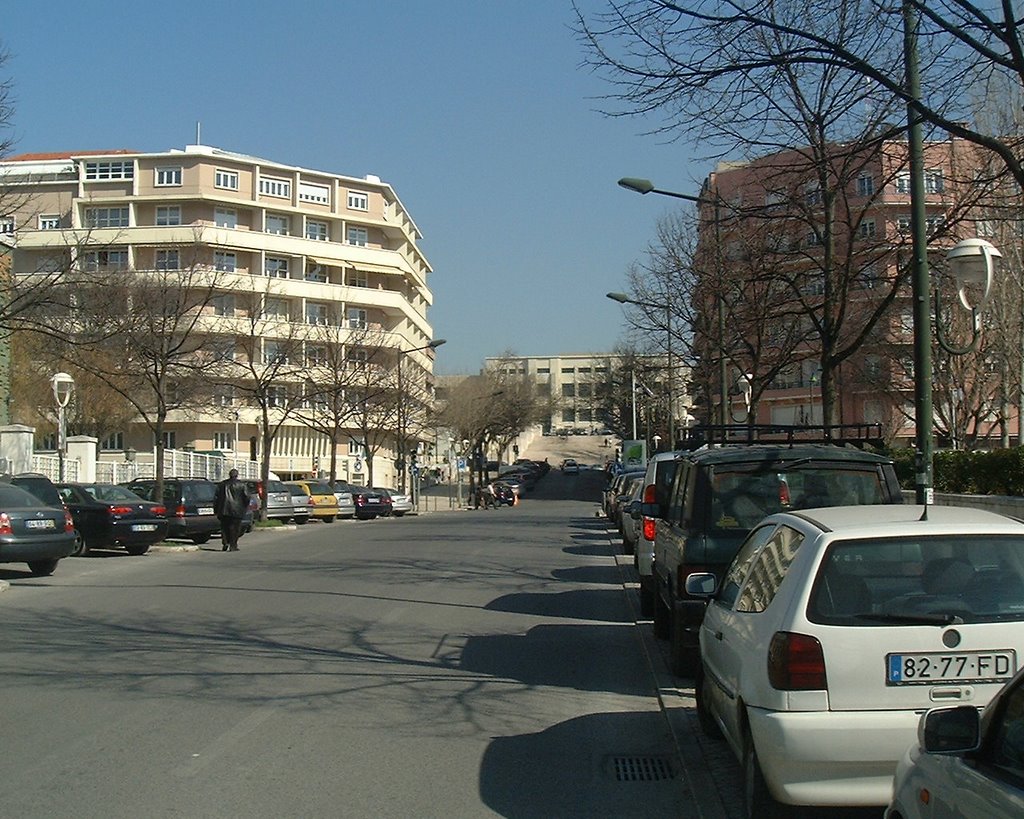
[1,144,437,484]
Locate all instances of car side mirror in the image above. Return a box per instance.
[685,572,718,597]
[920,706,981,754]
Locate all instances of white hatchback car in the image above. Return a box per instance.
[687,504,1024,817]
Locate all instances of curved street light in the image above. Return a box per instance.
[396,338,446,495]
[50,372,74,481]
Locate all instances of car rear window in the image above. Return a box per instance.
[184,482,217,503]
[0,484,49,507]
[809,535,1024,625]
[12,476,62,508]
[266,481,286,493]
[306,482,333,494]
[709,466,888,531]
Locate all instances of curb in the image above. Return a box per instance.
[0,579,8,593]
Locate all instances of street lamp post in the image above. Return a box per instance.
[396,338,446,498]
[607,291,675,447]
[618,177,729,427]
[903,2,999,504]
[50,372,74,481]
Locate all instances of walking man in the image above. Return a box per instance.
[215,468,249,551]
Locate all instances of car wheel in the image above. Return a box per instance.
[71,530,89,557]
[125,544,150,556]
[27,559,59,576]
[393,512,404,518]
[193,534,212,545]
[694,667,722,739]
[295,517,309,525]
[652,590,671,639]
[743,726,785,819]
[323,516,335,523]
[669,605,699,678]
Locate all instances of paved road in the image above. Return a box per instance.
[0,467,727,819]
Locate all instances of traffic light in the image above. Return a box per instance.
[312,455,320,472]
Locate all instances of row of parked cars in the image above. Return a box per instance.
[603,429,1024,818]
[0,473,415,577]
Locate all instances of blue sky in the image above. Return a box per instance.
[4,1,705,374]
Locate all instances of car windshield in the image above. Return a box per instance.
[709,466,887,531]
[808,534,1024,626]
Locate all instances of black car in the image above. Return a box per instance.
[349,486,389,520]
[124,477,223,544]
[8,472,65,509]
[56,482,169,556]
[0,482,76,575]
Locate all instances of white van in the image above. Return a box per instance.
[634,451,683,617]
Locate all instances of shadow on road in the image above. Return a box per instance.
[485,588,632,622]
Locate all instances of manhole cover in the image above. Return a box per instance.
[608,755,677,782]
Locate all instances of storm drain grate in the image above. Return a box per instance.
[610,755,677,782]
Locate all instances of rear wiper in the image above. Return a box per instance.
[854,612,965,626]
[778,458,813,471]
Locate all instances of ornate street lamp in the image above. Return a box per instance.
[50,372,74,481]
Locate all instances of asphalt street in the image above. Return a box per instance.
[0,463,723,819]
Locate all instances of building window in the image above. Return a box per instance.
[537,367,550,374]
[213,294,235,316]
[264,342,288,366]
[266,214,289,235]
[161,431,177,450]
[215,208,237,228]
[306,303,329,325]
[895,173,911,194]
[267,386,287,407]
[306,219,328,241]
[857,175,874,196]
[562,384,575,397]
[805,182,821,205]
[347,226,368,246]
[561,409,575,422]
[347,190,368,210]
[213,431,233,451]
[348,438,366,456]
[858,219,876,239]
[155,166,182,187]
[348,269,368,288]
[84,160,133,181]
[100,432,124,451]
[0,217,14,234]
[299,182,330,205]
[347,308,367,329]
[156,206,181,226]
[765,189,786,206]
[259,176,291,198]
[38,215,60,230]
[82,249,129,271]
[926,215,945,235]
[858,263,881,289]
[264,298,289,319]
[264,256,289,278]
[307,345,327,366]
[561,367,575,374]
[214,251,237,272]
[805,230,823,247]
[215,169,239,190]
[211,341,235,363]
[305,264,327,283]
[925,169,944,194]
[155,249,180,270]
[84,206,129,228]
[896,215,912,233]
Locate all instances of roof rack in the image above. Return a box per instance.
[677,423,885,450]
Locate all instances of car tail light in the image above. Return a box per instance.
[0,513,12,535]
[643,484,657,503]
[642,517,657,540]
[64,510,75,533]
[306,497,314,507]
[768,631,827,690]
[175,504,187,518]
[152,506,167,516]
[108,505,135,516]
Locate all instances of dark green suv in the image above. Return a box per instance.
[648,432,904,677]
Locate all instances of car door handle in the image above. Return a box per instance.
[714,630,723,641]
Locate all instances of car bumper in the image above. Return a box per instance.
[167,515,220,539]
[0,532,77,562]
[110,519,169,545]
[748,706,921,807]
[636,543,654,577]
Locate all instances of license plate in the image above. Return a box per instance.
[131,524,158,532]
[887,650,1016,685]
[198,507,214,515]
[25,519,55,529]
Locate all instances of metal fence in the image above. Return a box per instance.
[31,450,261,484]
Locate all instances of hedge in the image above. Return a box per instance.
[890,447,1024,496]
